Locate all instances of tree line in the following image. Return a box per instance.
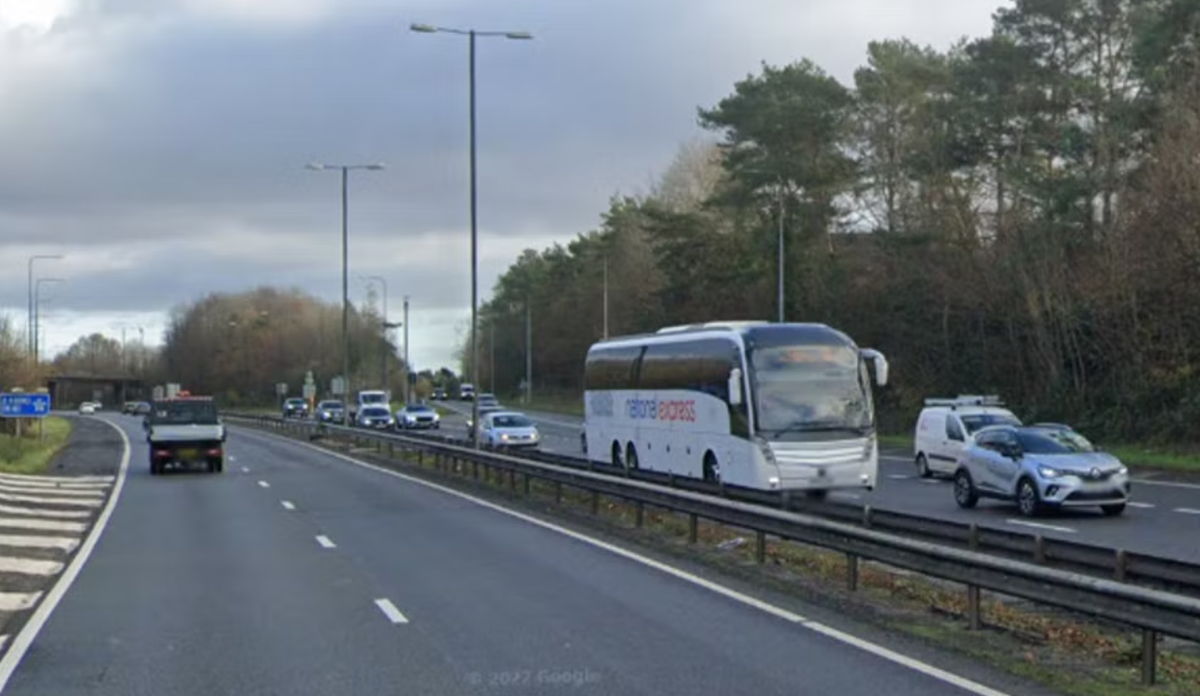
[468,0,1200,442]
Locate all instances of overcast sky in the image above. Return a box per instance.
[0,0,1001,372]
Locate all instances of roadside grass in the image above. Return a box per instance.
[270,423,1200,695]
[0,417,73,474]
[522,394,584,418]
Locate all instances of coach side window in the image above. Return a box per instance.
[585,347,641,391]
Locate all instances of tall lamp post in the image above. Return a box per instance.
[33,277,64,364]
[410,22,532,448]
[307,162,385,426]
[27,255,62,356]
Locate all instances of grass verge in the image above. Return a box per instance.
[522,394,584,418]
[0,417,73,474]
[252,421,1199,695]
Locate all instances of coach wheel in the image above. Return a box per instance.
[702,451,721,483]
[625,443,640,471]
[611,442,623,468]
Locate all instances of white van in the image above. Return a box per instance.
[913,396,1021,478]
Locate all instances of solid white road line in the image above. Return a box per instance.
[0,482,105,498]
[0,592,41,612]
[1005,519,1077,533]
[315,535,336,549]
[373,598,409,624]
[257,480,270,489]
[0,492,101,508]
[0,503,92,519]
[0,535,80,552]
[921,479,943,485]
[1173,507,1200,515]
[0,518,88,533]
[0,420,130,692]
[0,477,111,491]
[1126,502,1155,509]
[281,501,296,511]
[252,428,1016,696]
[887,474,910,480]
[0,556,65,576]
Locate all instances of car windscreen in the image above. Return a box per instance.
[492,415,533,428]
[961,413,1021,433]
[318,401,343,409]
[149,400,219,425]
[1018,429,1095,454]
[361,407,390,417]
[406,405,433,412]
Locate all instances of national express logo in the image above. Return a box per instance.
[625,397,697,422]
[587,391,615,417]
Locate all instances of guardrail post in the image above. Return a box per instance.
[862,505,873,528]
[1114,549,1127,582]
[635,501,644,528]
[509,469,516,492]
[688,514,698,544]
[554,481,562,504]
[968,523,980,550]
[755,531,766,564]
[388,442,394,458]
[846,553,859,591]
[966,585,981,630]
[590,490,600,515]
[1033,535,1046,564]
[523,473,530,496]
[472,462,479,481]
[1142,628,1157,685]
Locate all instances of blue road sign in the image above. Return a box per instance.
[0,393,52,418]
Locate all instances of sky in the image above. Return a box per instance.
[0,0,1003,373]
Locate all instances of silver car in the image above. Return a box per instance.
[480,411,540,450]
[952,424,1130,517]
[355,405,394,430]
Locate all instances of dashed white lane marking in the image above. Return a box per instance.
[0,492,101,508]
[0,592,41,612]
[247,428,1017,696]
[0,504,91,519]
[373,598,409,624]
[0,483,104,498]
[0,535,80,552]
[315,535,336,549]
[1005,519,1077,533]
[0,518,87,534]
[1173,507,1200,515]
[257,480,270,489]
[241,467,250,474]
[887,474,911,480]
[1126,502,1155,509]
[0,556,65,576]
[921,479,944,485]
[281,501,296,510]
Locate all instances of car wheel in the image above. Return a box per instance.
[1101,503,1126,516]
[953,469,978,509]
[1017,478,1043,517]
[916,453,932,479]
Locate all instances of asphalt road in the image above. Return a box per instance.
[428,402,1200,563]
[0,414,1050,696]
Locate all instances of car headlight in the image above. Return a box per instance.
[1037,465,1062,479]
[500,433,510,441]
[1117,466,1128,476]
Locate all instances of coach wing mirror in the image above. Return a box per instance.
[728,368,744,406]
[862,349,889,387]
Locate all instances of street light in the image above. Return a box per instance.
[361,275,398,397]
[33,277,64,364]
[307,161,385,426]
[27,255,62,356]
[411,21,532,448]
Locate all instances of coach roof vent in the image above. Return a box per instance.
[655,321,768,334]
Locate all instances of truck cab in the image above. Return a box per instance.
[146,396,226,475]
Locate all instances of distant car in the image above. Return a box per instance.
[459,383,476,401]
[479,411,540,450]
[465,406,506,438]
[395,403,440,430]
[78,402,96,415]
[315,400,345,424]
[477,393,500,409]
[953,424,1130,517]
[431,388,447,401]
[355,405,393,429]
[134,401,152,415]
[282,398,309,419]
[121,401,138,415]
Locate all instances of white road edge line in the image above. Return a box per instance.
[1173,507,1200,515]
[1005,519,1077,534]
[0,417,130,691]
[247,427,1015,696]
[281,501,296,511]
[373,598,409,624]
[315,535,336,549]
[257,480,270,489]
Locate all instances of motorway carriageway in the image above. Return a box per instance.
[0,414,1055,696]
[431,402,1200,564]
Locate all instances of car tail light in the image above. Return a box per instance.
[153,449,171,458]
[207,447,222,457]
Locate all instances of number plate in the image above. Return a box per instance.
[178,448,200,459]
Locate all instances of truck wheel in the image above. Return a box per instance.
[209,458,223,474]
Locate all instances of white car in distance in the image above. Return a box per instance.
[480,411,540,450]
